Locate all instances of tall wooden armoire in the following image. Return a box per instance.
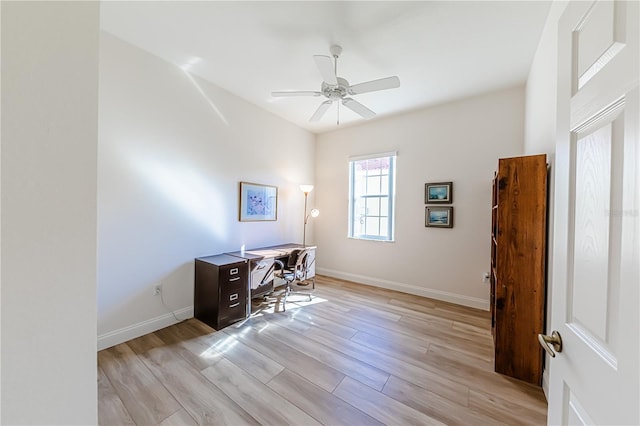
[490,154,547,385]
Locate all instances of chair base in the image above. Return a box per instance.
[282,277,315,311]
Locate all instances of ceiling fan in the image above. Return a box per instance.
[272,45,400,124]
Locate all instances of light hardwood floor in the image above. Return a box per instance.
[98,275,548,425]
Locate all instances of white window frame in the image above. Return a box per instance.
[348,152,396,241]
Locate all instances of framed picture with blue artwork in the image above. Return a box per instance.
[425,206,453,228]
[239,182,278,221]
[425,181,453,204]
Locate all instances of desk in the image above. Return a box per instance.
[228,243,316,317]
[195,243,316,329]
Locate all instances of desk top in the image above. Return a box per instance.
[226,243,316,261]
[196,253,248,266]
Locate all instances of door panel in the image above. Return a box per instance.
[570,110,622,351]
[565,386,595,426]
[549,0,638,424]
[575,1,625,89]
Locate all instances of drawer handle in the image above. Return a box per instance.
[230,268,239,275]
[229,293,238,301]
[229,277,241,282]
[229,302,240,308]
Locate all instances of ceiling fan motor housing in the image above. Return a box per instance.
[321,77,349,100]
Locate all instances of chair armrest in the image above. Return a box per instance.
[273,259,285,277]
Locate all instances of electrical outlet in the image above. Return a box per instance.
[482,272,490,283]
[154,285,162,296]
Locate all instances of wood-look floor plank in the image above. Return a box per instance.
[268,304,359,339]
[304,325,470,406]
[181,321,286,384]
[98,343,181,426]
[306,297,494,365]
[333,376,446,426]
[350,329,431,361]
[427,341,493,371]
[152,321,222,371]
[267,369,384,426]
[300,299,437,344]
[222,322,346,393]
[127,332,260,425]
[317,277,406,304]
[305,292,492,356]
[157,408,198,426]
[322,281,489,331]
[421,341,547,409]
[317,282,485,329]
[97,366,136,426]
[399,314,495,358]
[452,319,493,336]
[255,319,390,391]
[381,375,506,426]
[468,388,547,425]
[201,358,321,425]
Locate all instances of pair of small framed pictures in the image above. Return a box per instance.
[425,181,453,228]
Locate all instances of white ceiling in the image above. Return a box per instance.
[100,1,552,134]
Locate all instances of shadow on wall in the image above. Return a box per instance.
[128,153,230,241]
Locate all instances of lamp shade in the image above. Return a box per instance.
[310,209,320,218]
[299,185,314,194]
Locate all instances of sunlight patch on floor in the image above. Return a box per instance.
[200,335,236,359]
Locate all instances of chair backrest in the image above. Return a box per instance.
[288,248,310,279]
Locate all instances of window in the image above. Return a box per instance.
[348,152,396,241]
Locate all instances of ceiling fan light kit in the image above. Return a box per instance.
[272,44,400,124]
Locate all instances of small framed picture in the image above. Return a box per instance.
[239,182,278,221]
[425,181,453,204]
[426,206,453,228]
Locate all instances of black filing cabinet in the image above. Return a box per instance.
[194,254,248,330]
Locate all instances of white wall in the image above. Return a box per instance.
[524,0,569,398]
[315,86,525,309]
[525,1,568,155]
[1,3,3,420]
[1,2,99,424]
[97,33,315,349]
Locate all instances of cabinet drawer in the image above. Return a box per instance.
[218,297,246,325]
[220,265,247,286]
[220,288,245,306]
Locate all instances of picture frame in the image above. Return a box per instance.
[425,206,454,228]
[425,181,453,204]
[239,182,277,221]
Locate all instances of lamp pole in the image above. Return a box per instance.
[303,191,309,247]
[300,185,314,247]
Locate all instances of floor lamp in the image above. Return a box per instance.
[300,185,319,247]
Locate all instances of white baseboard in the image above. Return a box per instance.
[97,306,193,351]
[542,367,550,401]
[316,267,489,311]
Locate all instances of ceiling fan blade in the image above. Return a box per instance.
[349,76,400,95]
[310,100,333,122]
[342,98,376,119]
[313,55,338,85]
[272,91,322,97]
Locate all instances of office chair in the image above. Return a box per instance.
[274,248,315,311]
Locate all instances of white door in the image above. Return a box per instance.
[547,0,639,424]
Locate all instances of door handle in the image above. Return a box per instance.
[538,330,563,357]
